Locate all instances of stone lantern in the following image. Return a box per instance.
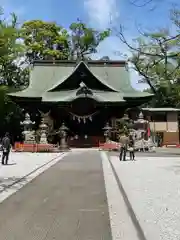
[59,122,69,150]
[134,112,147,139]
[128,119,135,135]
[39,117,48,144]
[118,113,130,136]
[121,113,129,122]
[103,122,112,142]
[20,113,35,144]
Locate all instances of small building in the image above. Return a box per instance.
[142,108,180,146]
[9,60,152,147]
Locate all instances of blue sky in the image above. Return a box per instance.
[1,0,179,89]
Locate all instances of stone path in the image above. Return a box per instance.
[0,152,65,203]
[0,150,112,240]
[109,154,180,240]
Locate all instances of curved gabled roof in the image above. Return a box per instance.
[47,61,118,92]
[8,60,153,103]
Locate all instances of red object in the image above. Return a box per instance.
[99,142,121,151]
[147,127,151,137]
[14,142,56,152]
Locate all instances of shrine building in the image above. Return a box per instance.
[9,60,153,147]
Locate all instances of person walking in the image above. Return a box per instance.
[129,135,135,160]
[119,132,129,161]
[1,132,11,165]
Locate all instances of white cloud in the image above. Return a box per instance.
[83,0,149,90]
[84,0,119,29]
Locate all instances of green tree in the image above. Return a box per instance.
[116,9,180,107]
[69,20,110,60]
[0,11,26,87]
[21,20,70,62]
[21,19,110,61]
[0,9,25,137]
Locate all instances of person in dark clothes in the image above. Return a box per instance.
[129,135,135,160]
[119,132,129,161]
[1,132,11,165]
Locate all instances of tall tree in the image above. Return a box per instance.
[0,9,25,137]
[21,19,111,62]
[21,20,70,63]
[69,20,110,60]
[0,11,26,87]
[116,8,180,107]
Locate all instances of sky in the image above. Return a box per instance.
[0,0,179,90]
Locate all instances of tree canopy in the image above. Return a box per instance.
[69,20,110,60]
[20,19,110,62]
[117,8,180,107]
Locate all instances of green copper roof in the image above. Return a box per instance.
[47,61,117,92]
[9,60,153,102]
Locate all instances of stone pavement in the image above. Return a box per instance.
[0,152,65,202]
[0,150,112,240]
[109,154,180,240]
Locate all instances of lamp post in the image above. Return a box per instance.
[103,122,112,142]
[119,113,130,135]
[39,117,48,144]
[134,112,147,139]
[121,113,129,122]
[20,113,35,144]
[59,122,69,151]
[128,119,135,135]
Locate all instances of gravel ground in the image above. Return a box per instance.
[109,154,180,240]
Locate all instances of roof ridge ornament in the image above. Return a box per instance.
[76,83,93,96]
[79,81,86,88]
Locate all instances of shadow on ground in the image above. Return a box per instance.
[0,176,27,192]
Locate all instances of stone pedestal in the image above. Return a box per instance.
[59,136,68,151]
[39,133,48,144]
[21,113,36,144]
[103,122,112,143]
[58,123,69,151]
[23,130,36,144]
[39,117,48,144]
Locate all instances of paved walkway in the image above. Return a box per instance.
[0,152,65,203]
[110,154,180,240]
[0,151,112,240]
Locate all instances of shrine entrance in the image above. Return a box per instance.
[66,110,105,148]
[65,98,106,147]
[50,97,107,147]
